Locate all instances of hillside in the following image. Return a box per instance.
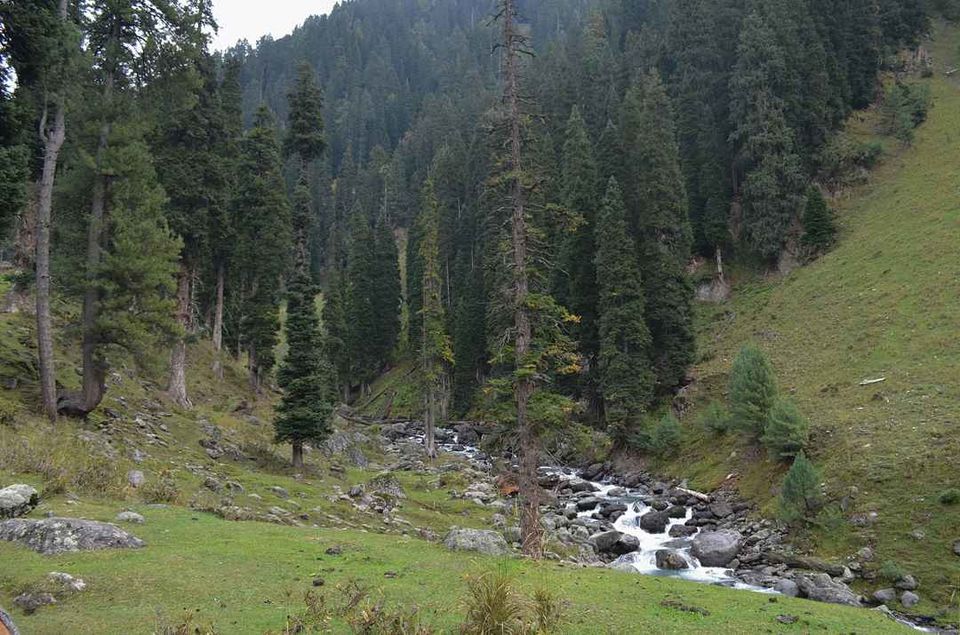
[661,23,960,612]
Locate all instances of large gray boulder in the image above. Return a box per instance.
[655,549,690,570]
[0,484,39,520]
[0,517,145,555]
[607,552,644,573]
[690,530,742,567]
[795,573,861,607]
[0,606,18,635]
[639,510,669,534]
[591,530,640,556]
[443,528,510,556]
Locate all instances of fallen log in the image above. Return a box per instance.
[858,377,886,386]
[676,487,711,503]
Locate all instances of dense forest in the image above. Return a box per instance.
[0,0,948,554]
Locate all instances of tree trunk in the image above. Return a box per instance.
[167,263,192,407]
[292,440,304,469]
[211,262,225,379]
[715,245,725,284]
[248,344,260,394]
[501,0,542,559]
[81,111,111,413]
[36,94,67,422]
[425,387,437,460]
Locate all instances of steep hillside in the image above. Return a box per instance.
[664,23,960,612]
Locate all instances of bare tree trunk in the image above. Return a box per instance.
[501,0,542,559]
[212,262,225,379]
[167,263,192,407]
[715,245,726,285]
[36,104,66,421]
[292,440,304,469]
[81,111,111,413]
[248,343,260,394]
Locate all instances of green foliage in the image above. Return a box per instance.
[594,177,654,439]
[699,401,731,435]
[938,488,960,505]
[460,570,566,635]
[762,398,810,461]
[284,62,326,164]
[778,451,822,523]
[882,81,932,144]
[879,560,907,582]
[801,188,837,253]
[729,344,778,438]
[274,268,336,453]
[652,413,683,458]
[141,469,181,505]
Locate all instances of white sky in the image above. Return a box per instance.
[212,0,340,51]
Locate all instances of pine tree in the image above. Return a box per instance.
[344,207,378,388]
[322,270,350,401]
[275,267,335,469]
[417,180,453,458]
[371,215,401,366]
[779,451,822,523]
[234,106,292,392]
[729,11,807,259]
[594,177,654,440]
[653,412,683,457]
[729,344,778,438]
[621,70,695,394]
[801,187,837,253]
[762,397,810,461]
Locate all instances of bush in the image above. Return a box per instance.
[818,136,884,189]
[879,560,906,583]
[762,398,809,461]
[801,188,837,254]
[778,451,822,523]
[938,488,960,505]
[460,570,565,634]
[882,82,932,143]
[729,345,778,438]
[699,401,731,435]
[652,414,683,458]
[141,469,180,504]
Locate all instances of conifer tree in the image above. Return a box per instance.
[762,397,810,461]
[417,180,453,458]
[344,207,378,389]
[594,177,654,440]
[801,187,837,253]
[729,344,778,438]
[372,215,401,366]
[234,107,292,392]
[779,451,822,523]
[275,266,335,468]
[322,270,350,401]
[729,11,807,259]
[621,70,695,394]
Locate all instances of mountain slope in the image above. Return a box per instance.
[668,23,960,610]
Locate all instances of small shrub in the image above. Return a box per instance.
[460,570,566,635]
[778,451,822,523]
[762,398,809,461]
[142,469,180,504]
[154,610,220,635]
[699,401,731,435]
[882,82,932,143]
[879,560,906,583]
[729,345,778,438]
[652,414,683,458]
[938,488,960,505]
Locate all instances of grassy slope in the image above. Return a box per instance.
[662,24,960,612]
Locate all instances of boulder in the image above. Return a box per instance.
[575,497,601,511]
[894,574,918,591]
[443,528,510,556]
[0,485,39,520]
[690,530,742,567]
[795,573,861,607]
[47,572,86,593]
[765,553,846,577]
[591,530,640,556]
[607,552,643,573]
[668,525,698,538]
[666,505,687,519]
[13,592,56,615]
[953,540,960,557]
[367,474,406,500]
[900,591,919,608]
[268,486,289,499]
[709,501,733,518]
[774,579,799,597]
[0,606,18,635]
[639,510,669,534]
[0,517,145,555]
[567,479,598,494]
[114,511,145,524]
[872,588,897,604]
[655,549,689,570]
[127,470,145,488]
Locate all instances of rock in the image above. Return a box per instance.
[114,511,145,524]
[894,574,918,590]
[910,529,925,541]
[575,497,601,511]
[13,592,56,614]
[348,485,364,498]
[872,588,897,604]
[48,571,86,593]
[655,549,689,570]
[690,530,742,567]
[268,486,289,499]
[502,526,521,544]
[591,531,640,556]
[0,517,145,555]
[857,546,875,562]
[900,591,919,608]
[764,553,846,577]
[203,477,223,493]
[567,479,598,494]
[954,540,960,557]
[774,579,799,597]
[795,573,861,607]
[776,615,798,625]
[0,607,18,635]
[442,528,510,556]
[666,505,687,519]
[709,501,733,518]
[367,473,406,500]
[639,510,669,534]
[127,470,145,488]
[312,577,325,587]
[668,524,698,538]
[225,481,244,494]
[608,552,644,573]
[0,484,39,519]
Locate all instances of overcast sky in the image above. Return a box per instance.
[212,0,340,51]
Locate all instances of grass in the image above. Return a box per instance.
[659,22,960,613]
[0,502,909,634]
